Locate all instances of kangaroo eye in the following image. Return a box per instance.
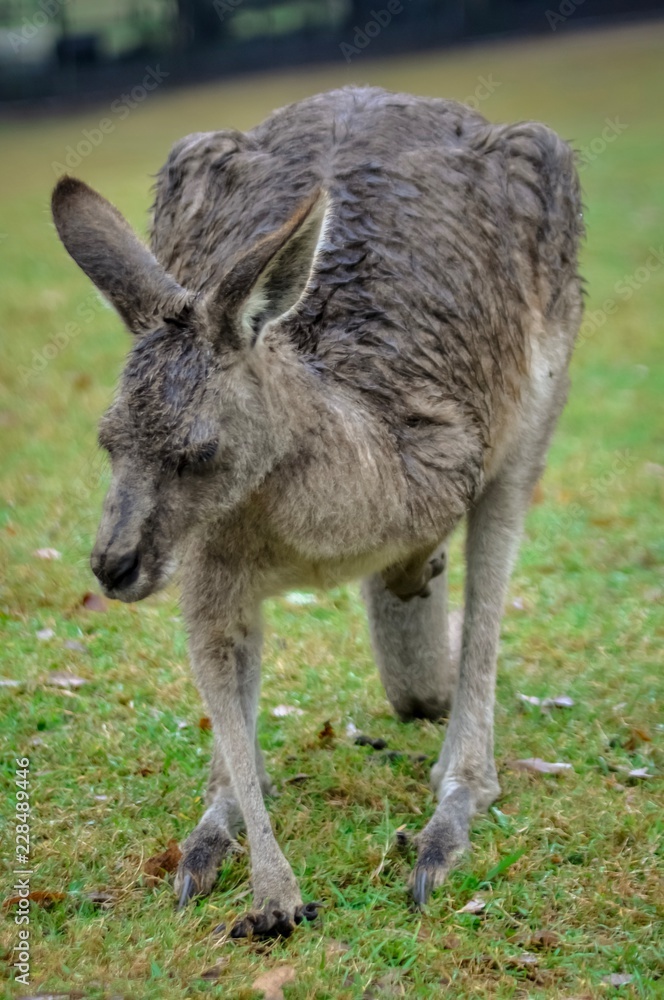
[194,441,218,464]
[177,440,218,476]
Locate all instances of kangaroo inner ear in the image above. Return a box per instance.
[208,189,331,347]
[51,175,192,335]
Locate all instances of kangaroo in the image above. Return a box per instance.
[51,85,583,938]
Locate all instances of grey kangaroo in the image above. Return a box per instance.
[51,86,583,938]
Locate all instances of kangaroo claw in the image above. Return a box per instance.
[176,872,197,910]
[411,866,433,908]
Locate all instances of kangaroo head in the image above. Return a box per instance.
[51,176,329,601]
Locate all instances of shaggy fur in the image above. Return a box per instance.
[51,85,584,934]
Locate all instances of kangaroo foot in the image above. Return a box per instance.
[229,900,321,939]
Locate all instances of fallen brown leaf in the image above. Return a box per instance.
[440,933,462,949]
[531,483,544,504]
[528,929,561,949]
[252,965,296,999]
[198,716,212,730]
[4,890,66,909]
[199,958,229,980]
[325,940,350,958]
[318,720,335,744]
[506,952,539,968]
[510,758,573,775]
[143,840,182,885]
[72,372,92,390]
[79,591,108,612]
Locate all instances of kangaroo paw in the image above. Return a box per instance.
[229,900,321,939]
[174,828,240,909]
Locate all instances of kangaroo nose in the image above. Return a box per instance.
[92,549,141,592]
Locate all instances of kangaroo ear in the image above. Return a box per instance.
[51,176,192,335]
[207,189,330,347]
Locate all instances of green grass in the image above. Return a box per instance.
[1,21,663,999]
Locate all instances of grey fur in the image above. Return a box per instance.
[51,85,584,932]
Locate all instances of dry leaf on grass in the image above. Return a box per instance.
[252,965,296,999]
[543,695,574,709]
[440,934,462,949]
[34,547,61,560]
[20,994,85,999]
[516,693,541,706]
[517,693,574,710]
[325,940,350,958]
[528,929,561,949]
[623,727,652,750]
[506,952,539,969]
[601,973,633,986]
[318,720,335,744]
[457,897,486,914]
[79,591,108,612]
[625,767,654,780]
[199,958,229,980]
[510,758,573,775]
[46,671,87,689]
[63,639,87,653]
[198,716,212,730]
[4,889,66,908]
[143,840,182,885]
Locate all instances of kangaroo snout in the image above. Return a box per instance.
[91,546,141,594]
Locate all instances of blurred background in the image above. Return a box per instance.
[1,0,664,104]
[1,3,663,996]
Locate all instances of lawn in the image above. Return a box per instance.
[1,20,663,1000]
